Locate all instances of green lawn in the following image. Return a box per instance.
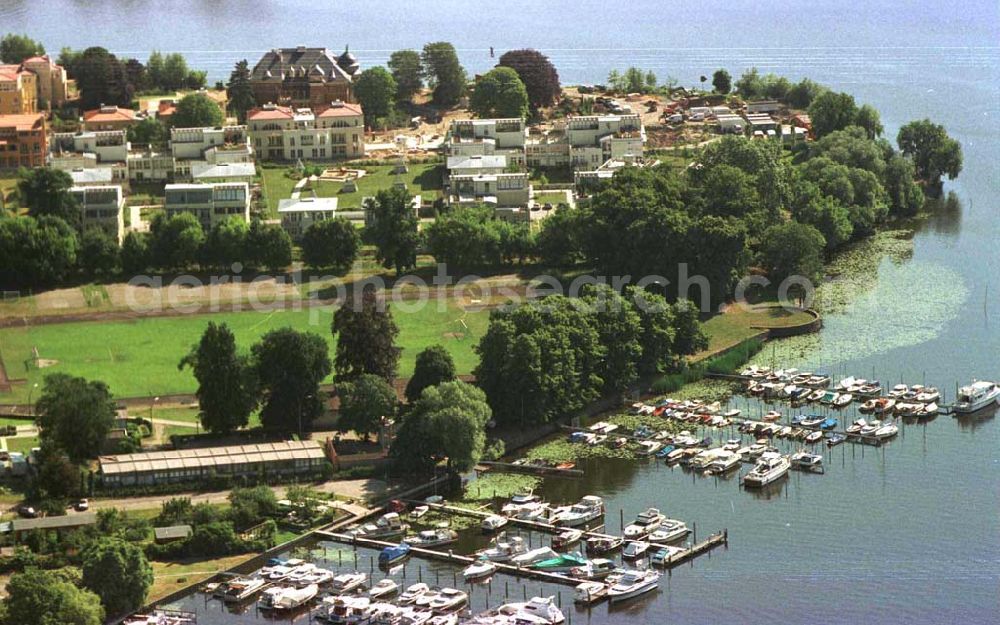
[696,304,815,360]
[4,436,38,454]
[259,163,444,216]
[533,192,569,206]
[1,177,20,212]
[0,300,488,402]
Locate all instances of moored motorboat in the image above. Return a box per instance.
[399,583,430,605]
[331,572,368,594]
[258,583,318,611]
[407,529,458,548]
[952,380,1000,413]
[481,514,508,533]
[463,558,497,581]
[369,578,399,599]
[873,419,899,439]
[607,569,660,603]
[650,544,686,566]
[428,588,468,613]
[379,543,411,567]
[477,535,526,562]
[622,541,651,560]
[569,558,616,580]
[222,577,267,603]
[742,451,791,487]
[574,581,608,605]
[826,433,846,446]
[805,430,824,444]
[498,596,565,624]
[585,535,623,555]
[916,387,940,403]
[552,528,584,550]
[623,508,666,539]
[790,450,823,470]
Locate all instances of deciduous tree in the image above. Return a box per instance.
[17,167,78,225]
[301,217,360,270]
[78,226,120,277]
[421,42,466,106]
[354,66,397,127]
[337,373,397,439]
[4,568,103,625]
[392,381,490,473]
[81,537,153,617]
[35,373,115,463]
[252,328,331,433]
[405,345,456,403]
[498,49,561,111]
[149,212,204,270]
[712,69,731,94]
[170,93,224,128]
[363,187,419,274]
[759,222,826,285]
[469,67,529,119]
[897,119,963,186]
[331,288,401,383]
[246,221,293,271]
[0,33,44,64]
[226,60,255,123]
[388,49,423,102]
[808,90,858,138]
[179,322,258,434]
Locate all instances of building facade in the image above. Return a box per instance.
[0,113,46,169]
[444,118,527,167]
[0,64,37,114]
[164,182,251,229]
[248,101,364,161]
[278,197,339,240]
[20,55,71,109]
[83,105,137,132]
[51,130,129,163]
[250,46,358,108]
[70,185,125,243]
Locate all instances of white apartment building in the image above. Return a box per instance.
[170,126,252,162]
[248,101,364,162]
[278,197,339,240]
[564,114,645,171]
[449,172,530,209]
[51,130,129,164]
[444,118,526,166]
[447,154,508,178]
[164,182,250,230]
[70,185,125,243]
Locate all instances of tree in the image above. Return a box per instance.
[246,221,293,271]
[425,205,502,268]
[17,167,78,225]
[170,93,224,128]
[331,288,401,382]
[73,47,133,110]
[624,286,675,376]
[35,373,115,464]
[0,215,78,289]
[670,299,709,357]
[469,67,529,119]
[354,67,397,127]
[421,42,466,106]
[226,60,255,123]
[363,187,420,274]
[580,284,642,394]
[883,153,925,216]
[81,537,152,617]
[33,442,81,501]
[392,381,491,473]
[897,119,963,186]
[161,53,189,91]
[202,217,249,269]
[808,90,858,138]
[120,231,150,275]
[149,212,204,270]
[388,49,423,102]
[759,222,826,285]
[78,227,120,278]
[179,322,258,434]
[146,51,165,90]
[855,103,883,140]
[0,33,44,64]
[498,49,561,111]
[123,58,148,93]
[338,374,397,439]
[301,217,360,270]
[252,328,331,433]
[227,486,279,531]
[786,78,826,109]
[536,204,585,266]
[712,69,731,94]
[126,117,169,148]
[405,345,456,402]
[791,183,853,250]
[4,569,104,625]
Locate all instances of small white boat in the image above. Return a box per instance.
[552,495,604,527]
[916,387,940,403]
[607,569,660,603]
[846,418,867,434]
[623,508,665,539]
[222,577,267,603]
[647,518,690,543]
[573,581,608,604]
[833,393,853,408]
[873,420,899,439]
[888,384,909,398]
[477,535,526,562]
[512,546,559,567]
[463,559,497,581]
[322,595,372,622]
[331,572,368,594]
[481,515,508,532]
[791,450,823,470]
[805,430,824,444]
[552,528,584,550]
[258,583,318,611]
[369,579,399,599]
[407,529,458,547]
[622,540,651,559]
[411,505,429,519]
[742,451,790,487]
[953,380,1000,413]
[499,596,565,624]
[428,588,467,613]
[722,439,741,451]
[399,582,430,604]
[636,440,663,456]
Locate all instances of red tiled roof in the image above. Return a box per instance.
[248,106,295,121]
[0,113,45,131]
[84,107,136,123]
[0,65,23,81]
[318,102,363,117]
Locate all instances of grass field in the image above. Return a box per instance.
[149,554,253,602]
[4,436,38,454]
[259,163,444,216]
[0,300,488,402]
[695,304,815,360]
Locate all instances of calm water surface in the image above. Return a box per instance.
[4,1,998,622]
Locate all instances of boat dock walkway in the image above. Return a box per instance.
[476,460,584,477]
[406,500,618,540]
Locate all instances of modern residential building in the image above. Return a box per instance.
[447,154,508,178]
[164,182,251,229]
[20,55,72,108]
[564,114,645,170]
[444,118,527,166]
[68,167,115,186]
[278,196,339,240]
[248,101,364,161]
[97,440,330,487]
[746,113,778,134]
[448,172,531,209]
[51,129,130,163]
[746,100,781,114]
[170,125,252,162]
[0,113,46,169]
[250,46,359,108]
[190,161,257,185]
[83,105,137,131]
[0,64,37,114]
[70,185,125,242]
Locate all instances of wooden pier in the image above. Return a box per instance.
[476,460,584,478]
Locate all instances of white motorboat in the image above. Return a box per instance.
[805,430,824,444]
[573,581,608,605]
[284,563,317,585]
[835,376,857,391]
[607,569,660,603]
[428,588,467,613]
[500,492,542,515]
[399,583,430,605]
[222,577,267,603]
[650,544,686,566]
[331,572,368,594]
[481,514,508,532]
[647,518,690,543]
[622,541,651,559]
[846,418,867,434]
[888,384,909,398]
[323,595,372,623]
[407,529,458,547]
[513,502,550,521]
[258,583,317,611]
[352,512,410,539]
[636,440,662,456]
[499,596,565,624]
[428,614,458,625]
[477,535,526,562]
[833,393,853,408]
[623,508,666,539]
[916,387,940,403]
[552,495,604,527]
[569,558,616,580]
[873,420,899,439]
[411,505,429,519]
[413,588,442,608]
[722,439,741,451]
[512,547,559,567]
[742,451,791,487]
[551,528,584,550]
[463,558,498,581]
[790,450,823,470]
[369,579,399,599]
[953,380,1000,413]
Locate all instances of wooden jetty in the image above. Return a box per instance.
[313,529,729,581]
[476,460,584,478]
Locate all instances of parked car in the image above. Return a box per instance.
[75,499,89,512]
[18,505,37,518]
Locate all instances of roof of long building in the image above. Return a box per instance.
[251,47,352,83]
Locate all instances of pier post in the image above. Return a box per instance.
[619,508,624,532]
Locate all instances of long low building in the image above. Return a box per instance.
[98,440,330,488]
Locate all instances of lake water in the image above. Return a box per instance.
[5,1,999,623]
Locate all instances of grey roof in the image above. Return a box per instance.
[447,154,508,171]
[154,525,193,540]
[190,161,257,180]
[99,439,327,476]
[251,47,352,83]
[12,512,97,532]
[69,168,113,184]
[278,197,338,213]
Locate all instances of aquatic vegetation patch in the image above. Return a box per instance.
[462,473,541,503]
